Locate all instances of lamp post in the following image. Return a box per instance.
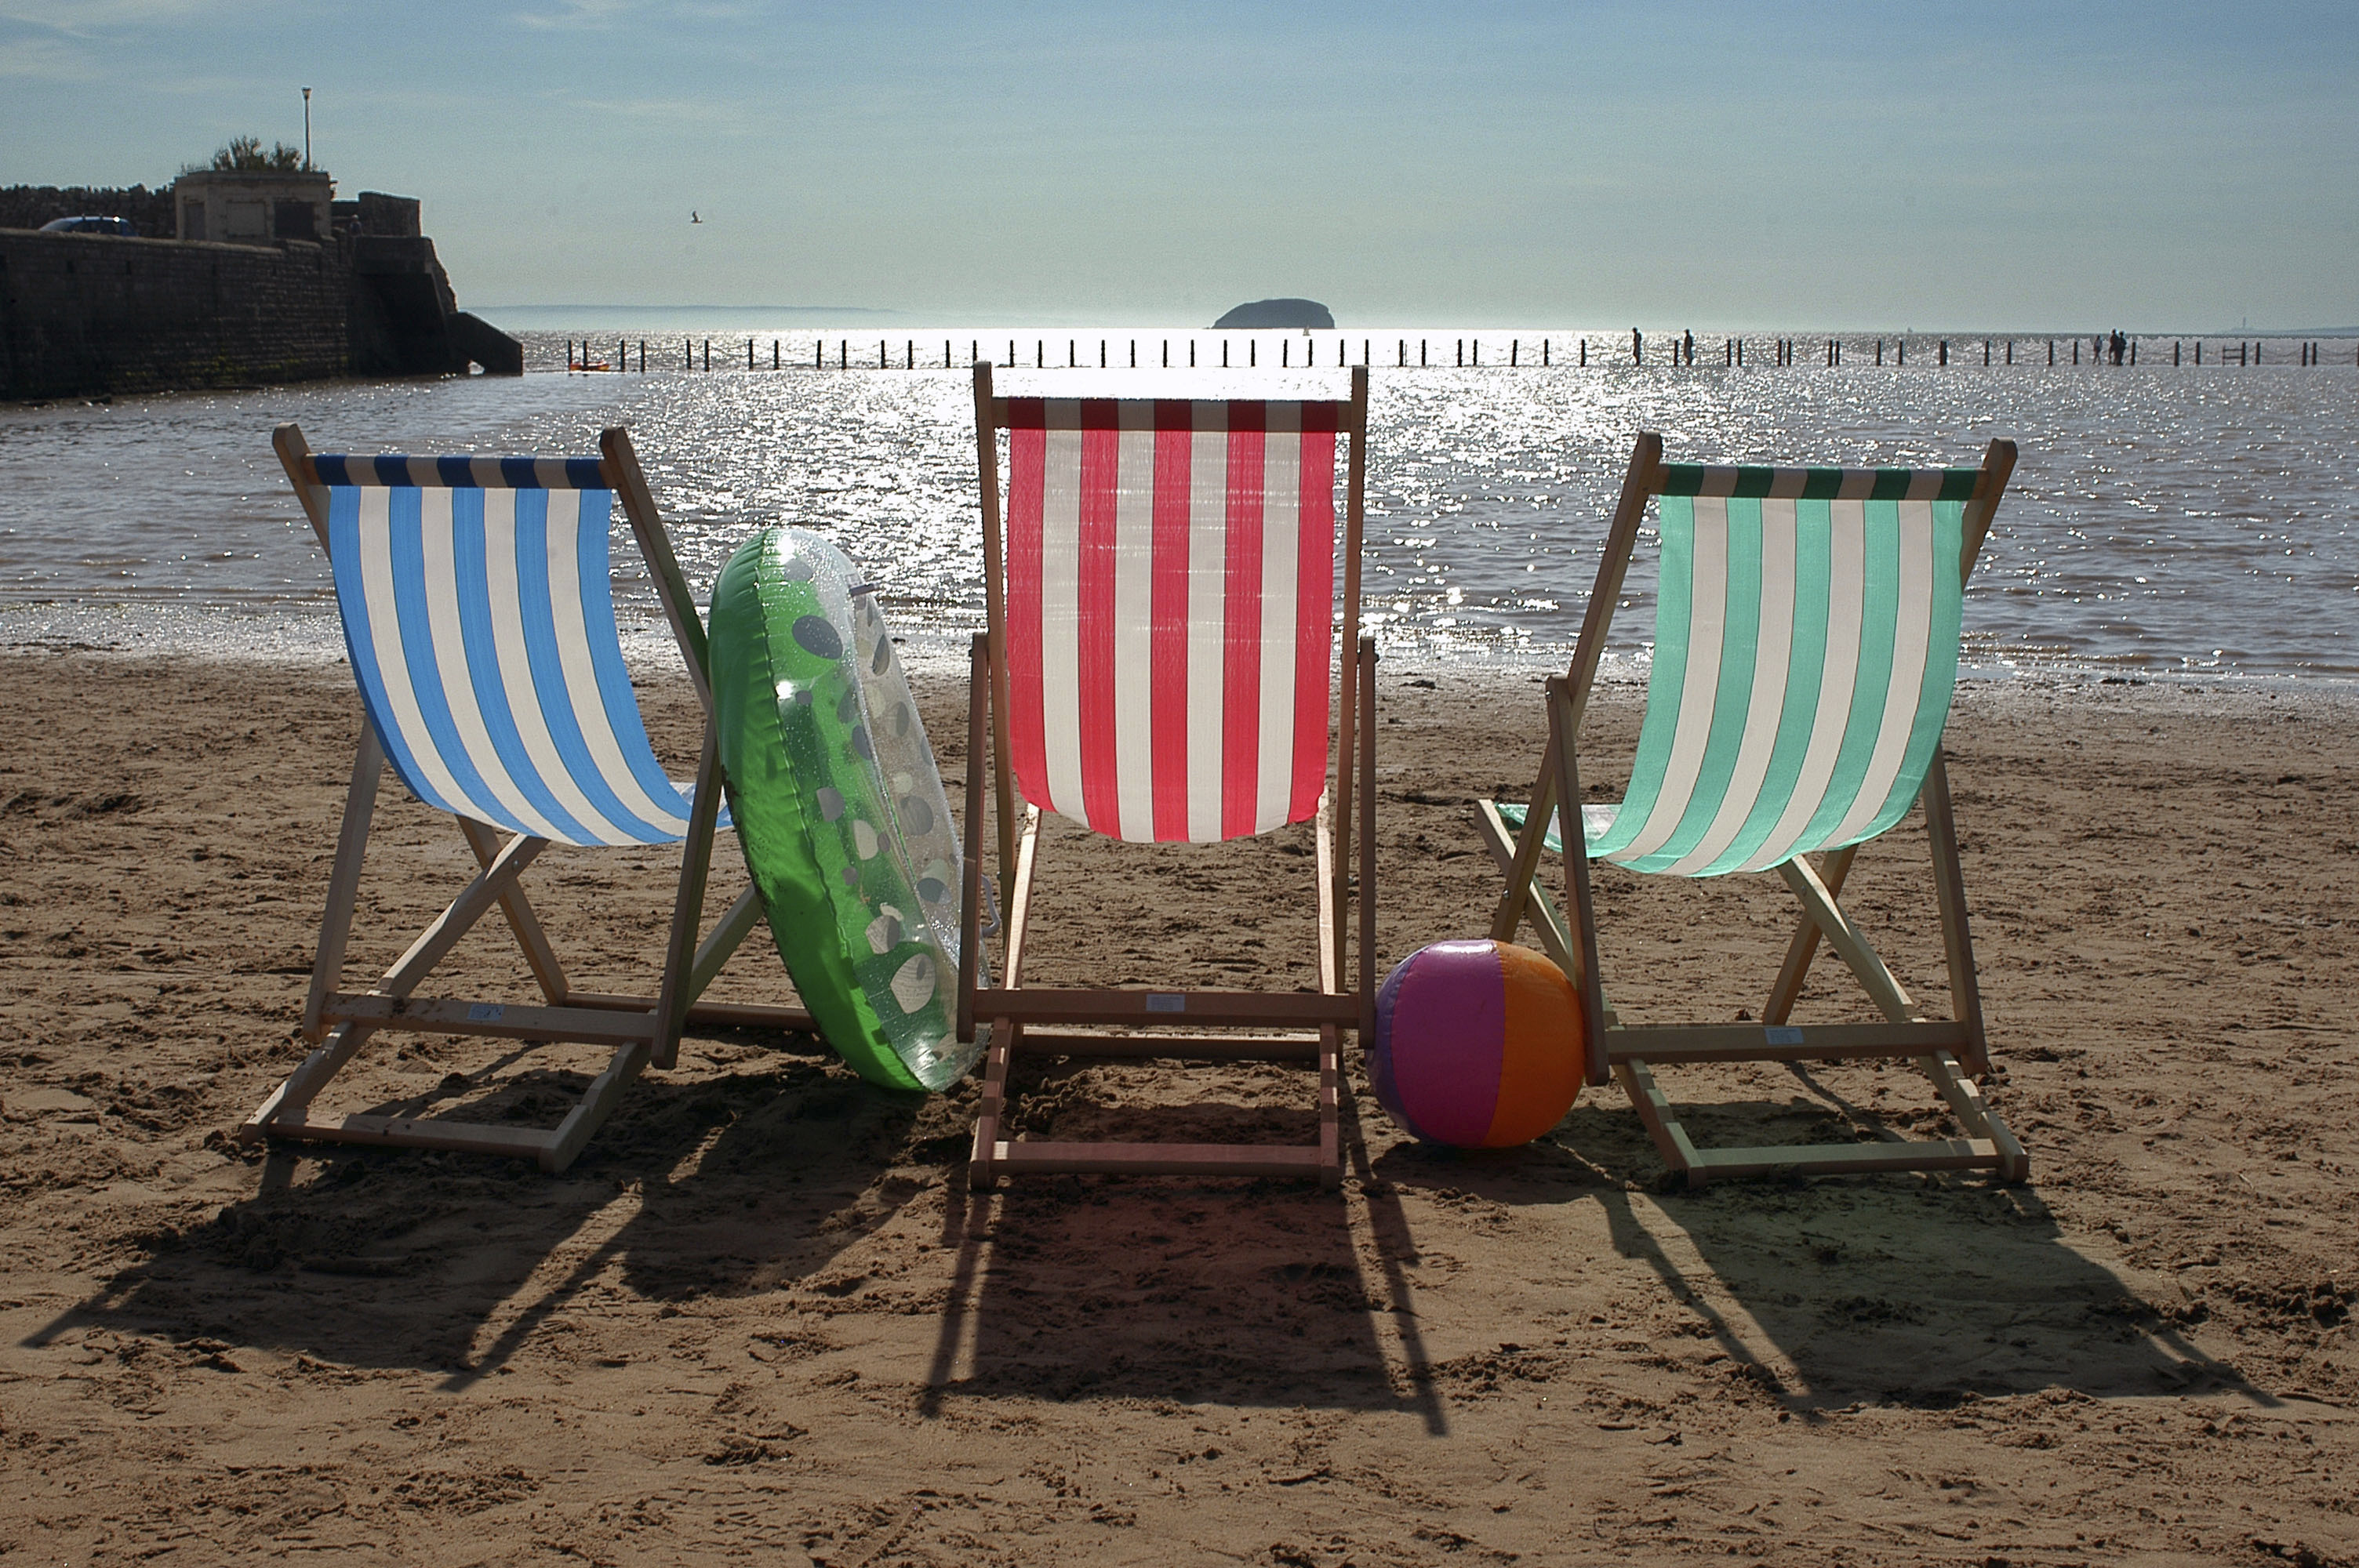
[302,86,312,169]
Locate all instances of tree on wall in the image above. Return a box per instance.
[181,137,325,177]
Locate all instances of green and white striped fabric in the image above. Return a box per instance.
[1514,463,1979,878]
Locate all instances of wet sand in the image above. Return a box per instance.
[2,649,2354,1565]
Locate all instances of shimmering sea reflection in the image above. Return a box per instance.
[2,328,2353,679]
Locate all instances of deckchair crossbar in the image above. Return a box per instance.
[968,990,1361,1028]
[981,1139,1334,1178]
[985,397,1354,431]
[1656,463,1982,501]
[308,453,609,489]
[1017,1028,1326,1060]
[1601,1020,1972,1063]
[321,993,658,1044]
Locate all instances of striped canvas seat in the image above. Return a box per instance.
[1478,434,2026,1187]
[1507,463,1975,877]
[1001,397,1341,843]
[316,452,710,848]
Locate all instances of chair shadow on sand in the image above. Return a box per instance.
[23,1039,943,1388]
[1376,1076,2266,1417]
[921,1078,1452,1433]
[30,1049,2258,1428]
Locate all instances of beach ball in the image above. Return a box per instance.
[1369,940,1586,1148]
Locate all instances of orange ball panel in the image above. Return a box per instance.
[1482,942,1587,1146]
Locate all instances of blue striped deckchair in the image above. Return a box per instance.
[242,424,809,1173]
[1477,433,2028,1186]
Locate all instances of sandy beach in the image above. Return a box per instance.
[2,646,2354,1566]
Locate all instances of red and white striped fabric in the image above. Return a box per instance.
[1001,397,1343,844]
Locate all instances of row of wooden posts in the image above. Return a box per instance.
[563,335,2356,373]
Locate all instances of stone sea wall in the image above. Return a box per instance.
[0,230,350,400]
[0,187,520,401]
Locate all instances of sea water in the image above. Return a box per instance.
[2,327,2353,681]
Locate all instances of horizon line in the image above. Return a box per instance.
[478,308,2359,339]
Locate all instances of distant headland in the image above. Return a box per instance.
[1212,298,1334,330]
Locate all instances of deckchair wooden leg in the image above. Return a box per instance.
[303,729,385,1042]
[542,1040,653,1174]
[1487,433,1657,953]
[1308,789,1347,1191]
[653,720,726,1071]
[1476,680,1613,1086]
[968,806,1040,1190]
[1473,800,1622,1032]
[1476,802,1578,970]
[244,1019,383,1135]
[1314,789,1339,997]
[1919,1051,2028,1183]
[972,367,1020,902]
[1765,846,1856,1025]
[1318,1022,1341,1190]
[1487,748,1558,947]
[1777,853,1917,1024]
[459,818,569,1007]
[688,887,765,1003]
[1547,677,1611,1087]
[1356,638,1378,1043]
[1920,752,1991,1074]
[1615,1058,1701,1184]
[958,633,990,1045]
[257,834,547,1134]
[1333,682,1357,993]
[969,1022,1019,1190]
[378,833,549,999]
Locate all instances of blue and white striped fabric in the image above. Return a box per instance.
[1510,464,1978,878]
[319,455,702,848]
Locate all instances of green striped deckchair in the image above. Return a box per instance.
[1476,432,2028,1186]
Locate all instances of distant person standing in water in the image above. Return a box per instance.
[1683,329,1695,365]
[2110,330,2127,365]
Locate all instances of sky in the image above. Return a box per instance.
[3,1,2354,330]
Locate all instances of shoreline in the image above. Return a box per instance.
[7,601,2359,694]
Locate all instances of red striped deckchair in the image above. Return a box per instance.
[1476,433,2029,1186]
[960,365,1376,1187]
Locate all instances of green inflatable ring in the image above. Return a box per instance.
[707,528,982,1092]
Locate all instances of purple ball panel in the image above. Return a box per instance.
[1386,940,1506,1146]
[1370,952,1418,1138]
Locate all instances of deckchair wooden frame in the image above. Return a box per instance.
[961,365,1376,1188]
[1478,432,2029,1186]
[240,423,810,1172]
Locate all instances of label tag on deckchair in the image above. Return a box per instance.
[1764,1025,1804,1046]
[468,1004,507,1023]
[1145,994,1187,1014]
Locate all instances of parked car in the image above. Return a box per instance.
[38,215,138,236]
